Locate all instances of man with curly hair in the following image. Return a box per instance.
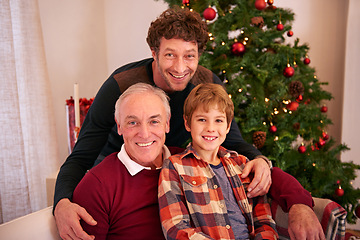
[54,7,324,240]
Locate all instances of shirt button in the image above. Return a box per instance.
[214,185,218,189]
[192,181,197,185]
[226,225,231,229]
[219,203,225,208]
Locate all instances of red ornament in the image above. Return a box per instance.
[321,105,328,113]
[335,186,344,197]
[182,0,190,5]
[203,7,216,21]
[277,23,284,31]
[255,0,267,10]
[322,132,329,141]
[231,42,246,56]
[287,30,293,37]
[318,137,326,148]
[296,95,303,102]
[287,101,299,111]
[355,205,360,218]
[267,0,274,5]
[304,57,311,65]
[283,65,295,78]
[298,145,306,154]
[311,145,318,151]
[269,125,277,133]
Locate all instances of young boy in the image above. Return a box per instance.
[158,83,278,240]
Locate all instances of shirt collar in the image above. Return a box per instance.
[117,144,171,176]
[180,143,238,160]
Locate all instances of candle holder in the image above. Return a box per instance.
[66,97,94,153]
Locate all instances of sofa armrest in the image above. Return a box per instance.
[271,197,347,240]
[0,206,60,240]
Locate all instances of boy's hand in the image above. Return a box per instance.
[241,158,271,198]
[54,198,97,240]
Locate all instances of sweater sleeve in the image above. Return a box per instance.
[72,172,110,240]
[269,167,314,212]
[53,77,121,209]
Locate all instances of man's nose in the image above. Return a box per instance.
[138,124,151,138]
[173,57,186,73]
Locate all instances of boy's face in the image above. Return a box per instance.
[184,104,231,155]
[151,37,199,93]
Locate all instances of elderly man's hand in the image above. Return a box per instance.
[54,198,97,240]
[288,204,326,240]
[241,157,271,198]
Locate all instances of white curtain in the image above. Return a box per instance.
[0,0,59,223]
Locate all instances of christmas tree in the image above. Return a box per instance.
[160,0,360,223]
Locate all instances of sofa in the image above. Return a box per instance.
[0,198,347,240]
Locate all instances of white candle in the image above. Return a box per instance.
[74,83,80,128]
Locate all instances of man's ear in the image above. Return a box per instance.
[115,119,122,136]
[151,48,157,60]
[165,117,170,134]
[184,115,191,132]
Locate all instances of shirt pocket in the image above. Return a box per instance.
[181,175,210,205]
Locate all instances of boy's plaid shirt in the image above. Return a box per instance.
[158,145,278,240]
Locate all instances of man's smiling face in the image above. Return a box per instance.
[116,92,169,168]
[152,37,199,93]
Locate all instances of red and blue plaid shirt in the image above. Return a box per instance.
[158,145,278,240]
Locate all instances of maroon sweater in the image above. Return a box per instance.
[72,152,165,240]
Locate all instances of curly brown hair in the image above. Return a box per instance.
[146,7,208,55]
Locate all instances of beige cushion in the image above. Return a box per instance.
[0,206,60,240]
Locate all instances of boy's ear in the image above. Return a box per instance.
[184,115,191,132]
[226,124,231,134]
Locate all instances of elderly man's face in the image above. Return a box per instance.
[116,92,169,169]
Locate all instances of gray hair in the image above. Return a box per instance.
[115,83,171,122]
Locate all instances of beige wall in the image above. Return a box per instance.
[342,0,360,230]
[38,0,359,227]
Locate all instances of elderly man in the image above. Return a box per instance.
[71,83,170,240]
